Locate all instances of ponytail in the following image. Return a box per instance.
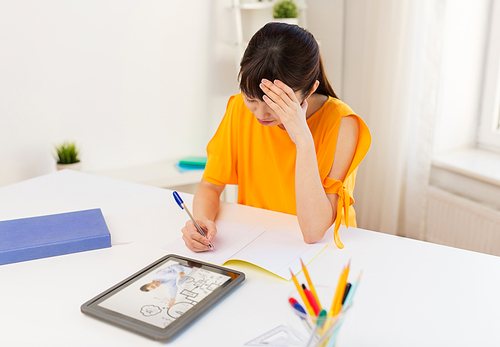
[315,55,338,99]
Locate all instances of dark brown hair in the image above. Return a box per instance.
[239,22,337,101]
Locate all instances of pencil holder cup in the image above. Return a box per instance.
[287,286,351,347]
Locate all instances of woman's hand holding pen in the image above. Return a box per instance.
[181,219,217,252]
[260,79,313,147]
[173,190,217,252]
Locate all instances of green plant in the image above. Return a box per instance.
[273,0,298,19]
[54,141,80,164]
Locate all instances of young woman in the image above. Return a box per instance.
[181,23,371,252]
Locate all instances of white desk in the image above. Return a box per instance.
[1,170,500,346]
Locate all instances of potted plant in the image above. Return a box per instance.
[54,141,82,171]
[273,0,299,25]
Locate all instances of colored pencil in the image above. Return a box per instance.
[290,268,315,316]
[328,261,350,317]
[342,272,361,309]
[301,258,322,310]
[302,284,320,315]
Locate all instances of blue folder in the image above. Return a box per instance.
[0,208,111,266]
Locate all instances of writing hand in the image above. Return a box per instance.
[181,219,216,252]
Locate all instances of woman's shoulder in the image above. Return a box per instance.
[223,93,250,118]
[219,93,252,128]
[226,93,245,108]
[322,96,357,118]
[310,96,357,129]
[324,97,371,148]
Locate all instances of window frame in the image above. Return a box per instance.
[478,0,500,152]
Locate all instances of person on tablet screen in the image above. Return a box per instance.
[140,263,190,307]
[180,23,371,251]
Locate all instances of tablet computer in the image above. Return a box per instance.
[81,254,245,341]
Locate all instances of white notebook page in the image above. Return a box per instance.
[161,221,330,280]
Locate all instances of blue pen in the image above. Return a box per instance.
[289,297,307,316]
[289,298,313,330]
[173,191,214,251]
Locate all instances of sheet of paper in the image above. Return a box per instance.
[161,220,266,264]
[228,229,329,280]
[161,220,332,280]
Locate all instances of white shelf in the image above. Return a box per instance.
[89,159,204,189]
[239,2,274,10]
[231,0,308,63]
[431,148,500,210]
[433,148,500,187]
[237,1,306,11]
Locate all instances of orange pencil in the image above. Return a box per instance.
[300,258,322,310]
[333,261,350,315]
[290,269,315,316]
[328,261,350,317]
[328,266,345,317]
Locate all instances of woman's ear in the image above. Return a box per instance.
[305,80,320,99]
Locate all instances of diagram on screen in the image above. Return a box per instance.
[140,305,162,317]
[98,261,231,329]
[163,268,227,321]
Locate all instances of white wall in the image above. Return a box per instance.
[0,0,346,189]
[306,0,344,97]
[0,0,239,187]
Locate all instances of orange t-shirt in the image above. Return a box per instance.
[203,93,371,230]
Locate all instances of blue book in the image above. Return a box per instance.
[0,209,111,266]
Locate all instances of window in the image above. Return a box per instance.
[430,0,500,207]
[478,0,500,152]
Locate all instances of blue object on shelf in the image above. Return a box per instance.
[179,156,207,167]
[176,156,207,172]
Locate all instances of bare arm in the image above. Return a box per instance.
[180,179,224,252]
[295,116,359,243]
[193,179,224,222]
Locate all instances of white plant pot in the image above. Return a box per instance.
[56,162,82,171]
[272,18,299,25]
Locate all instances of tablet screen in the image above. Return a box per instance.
[81,254,244,340]
[98,259,232,328]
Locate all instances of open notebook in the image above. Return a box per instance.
[161,221,332,280]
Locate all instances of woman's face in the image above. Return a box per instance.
[242,94,280,126]
[242,90,304,127]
